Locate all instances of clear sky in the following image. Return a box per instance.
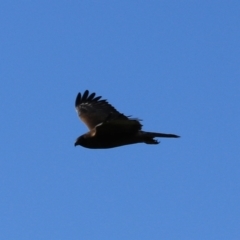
[1,1,239,239]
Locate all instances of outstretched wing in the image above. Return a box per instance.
[95,119,142,136]
[75,90,131,130]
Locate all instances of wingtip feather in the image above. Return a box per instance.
[75,93,81,107]
[82,90,89,101]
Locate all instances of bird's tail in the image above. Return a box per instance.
[139,131,180,144]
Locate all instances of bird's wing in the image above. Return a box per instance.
[95,119,142,136]
[75,90,132,130]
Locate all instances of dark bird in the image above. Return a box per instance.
[74,90,180,149]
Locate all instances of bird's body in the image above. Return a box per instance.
[76,129,143,149]
[74,90,179,149]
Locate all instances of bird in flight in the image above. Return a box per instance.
[74,90,180,149]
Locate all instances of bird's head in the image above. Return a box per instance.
[74,135,85,147]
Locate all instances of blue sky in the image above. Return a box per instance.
[1,1,239,239]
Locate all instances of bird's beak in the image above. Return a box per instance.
[74,142,77,147]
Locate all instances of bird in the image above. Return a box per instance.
[74,90,180,149]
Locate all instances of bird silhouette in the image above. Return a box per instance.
[74,90,180,149]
